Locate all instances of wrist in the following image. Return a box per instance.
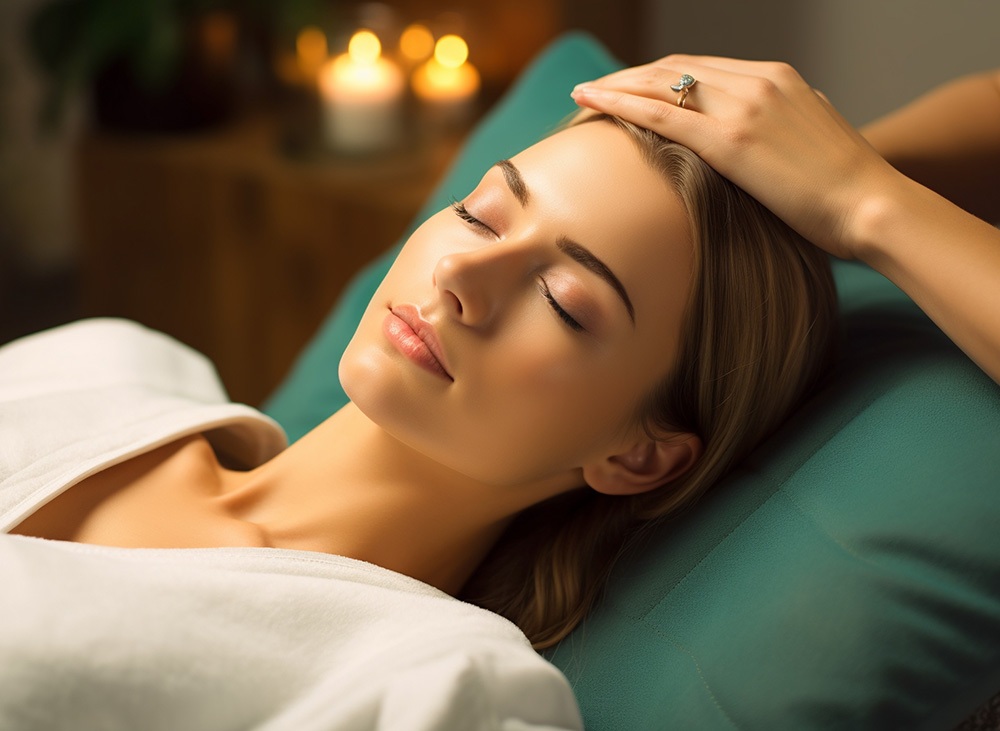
[845,169,925,271]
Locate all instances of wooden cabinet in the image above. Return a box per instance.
[77,115,463,406]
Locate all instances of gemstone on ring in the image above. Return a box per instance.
[670,74,697,92]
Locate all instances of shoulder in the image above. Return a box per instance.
[0,319,285,529]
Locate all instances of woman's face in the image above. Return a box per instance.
[340,120,695,490]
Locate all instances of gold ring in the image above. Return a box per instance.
[670,74,697,108]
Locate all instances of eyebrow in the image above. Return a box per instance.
[558,238,636,325]
[493,159,636,326]
[496,159,530,208]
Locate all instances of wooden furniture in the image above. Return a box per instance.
[76,114,464,407]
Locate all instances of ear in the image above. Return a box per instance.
[582,432,703,497]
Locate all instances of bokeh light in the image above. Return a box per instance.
[348,29,381,64]
[434,34,468,69]
[400,24,435,62]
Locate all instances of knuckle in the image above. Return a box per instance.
[720,124,752,149]
[644,100,673,126]
[767,61,797,78]
[750,76,781,100]
[762,61,806,90]
[605,90,627,105]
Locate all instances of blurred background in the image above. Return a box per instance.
[1,0,997,406]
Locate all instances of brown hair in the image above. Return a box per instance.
[460,114,839,649]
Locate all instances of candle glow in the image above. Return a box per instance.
[411,33,479,115]
[348,29,381,64]
[318,29,404,153]
[434,35,468,68]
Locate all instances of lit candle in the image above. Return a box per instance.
[411,34,480,122]
[318,29,404,153]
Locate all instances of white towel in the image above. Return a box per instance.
[0,536,581,730]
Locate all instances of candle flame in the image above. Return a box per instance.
[400,23,434,62]
[349,29,382,65]
[434,34,468,69]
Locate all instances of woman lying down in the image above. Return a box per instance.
[0,109,837,728]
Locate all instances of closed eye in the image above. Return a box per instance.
[450,200,495,236]
[539,280,585,333]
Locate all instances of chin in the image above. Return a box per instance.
[338,329,384,412]
[338,327,424,436]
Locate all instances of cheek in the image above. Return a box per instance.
[387,214,461,274]
[447,331,643,481]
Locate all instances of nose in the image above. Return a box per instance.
[433,241,533,327]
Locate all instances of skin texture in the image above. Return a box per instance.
[15,121,703,596]
[571,56,1000,385]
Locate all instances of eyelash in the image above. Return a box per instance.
[451,198,585,334]
[450,200,493,235]
[540,281,585,332]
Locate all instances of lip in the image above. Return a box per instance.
[383,304,454,381]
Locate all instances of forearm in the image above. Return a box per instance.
[856,172,1000,384]
[861,71,1000,222]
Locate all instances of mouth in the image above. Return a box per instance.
[383,304,454,382]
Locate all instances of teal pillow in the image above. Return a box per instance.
[265,33,1000,729]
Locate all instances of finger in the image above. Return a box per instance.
[594,55,820,109]
[569,84,711,152]
[580,63,689,101]
[575,59,778,124]
[585,59,758,102]
[588,54,755,84]
[587,54,779,88]
[583,57,760,101]
[579,60,735,113]
[648,54,809,84]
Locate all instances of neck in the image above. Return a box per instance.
[221,403,556,595]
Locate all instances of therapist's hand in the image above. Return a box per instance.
[571,55,900,261]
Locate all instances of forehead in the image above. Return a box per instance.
[509,121,694,334]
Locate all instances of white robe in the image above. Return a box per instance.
[0,319,583,731]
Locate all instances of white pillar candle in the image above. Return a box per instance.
[318,30,403,153]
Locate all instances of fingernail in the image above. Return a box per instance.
[570,83,600,99]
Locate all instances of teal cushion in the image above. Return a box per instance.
[265,33,1000,729]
